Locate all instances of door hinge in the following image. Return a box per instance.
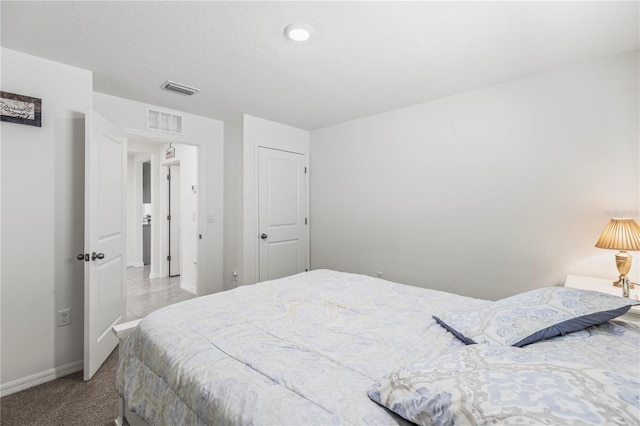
[167,174,171,181]
[305,166,307,174]
[305,217,308,225]
[199,234,202,239]
[167,255,171,261]
[167,215,171,221]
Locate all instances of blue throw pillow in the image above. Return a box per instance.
[433,287,639,347]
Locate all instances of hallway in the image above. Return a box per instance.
[126,265,195,320]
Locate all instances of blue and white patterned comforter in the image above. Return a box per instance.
[117,269,640,425]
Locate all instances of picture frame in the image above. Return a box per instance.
[0,91,42,127]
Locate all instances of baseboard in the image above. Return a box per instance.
[127,261,144,268]
[148,272,161,279]
[0,359,83,397]
[181,281,196,295]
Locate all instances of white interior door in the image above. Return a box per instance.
[168,164,181,276]
[84,110,126,380]
[258,147,307,282]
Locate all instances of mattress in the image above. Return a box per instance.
[117,269,640,425]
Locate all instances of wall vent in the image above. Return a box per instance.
[146,107,183,134]
[160,80,201,96]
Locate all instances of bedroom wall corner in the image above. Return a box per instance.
[309,49,640,301]
[223,116,244,291]
[1,48,92,394]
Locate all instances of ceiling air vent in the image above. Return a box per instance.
[146,107,183,134]
[160,80,201,96]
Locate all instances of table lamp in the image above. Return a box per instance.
[595,218,640,295]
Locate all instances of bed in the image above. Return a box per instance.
[117,269,640,425]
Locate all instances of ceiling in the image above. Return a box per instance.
[1,1,638,130]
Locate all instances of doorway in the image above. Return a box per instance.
[84,110,211,381]
[125,140,199,320]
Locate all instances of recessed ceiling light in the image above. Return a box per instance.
[284,23,313,42]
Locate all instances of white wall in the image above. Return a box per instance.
[1,49,92,391]
[94,93,224,295]
[126,154,144,267]
[223,117,243,290]
[179,145,199,293]
[224,115,309,288]
[310,50,640,300]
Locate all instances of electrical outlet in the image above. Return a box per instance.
[57,309,71,327]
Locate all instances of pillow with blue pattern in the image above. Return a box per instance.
[433,286,638,347]
[368,343,639,425]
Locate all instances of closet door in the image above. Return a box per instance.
[258,147,307,282]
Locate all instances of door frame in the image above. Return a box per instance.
[128,154,152,269]
[123,131,204,297]
[166,161,182,278]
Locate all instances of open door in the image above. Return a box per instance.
[83,110,126,380]
[168,164,181,276]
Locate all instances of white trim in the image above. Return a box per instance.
[148,272,161,279]
[112,319,142,340]
[127,261,145,268]
[0,359,83,397]
[181,281,196,295]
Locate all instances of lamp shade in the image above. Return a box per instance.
[595,218,640,251]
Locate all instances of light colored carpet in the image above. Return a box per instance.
[1,348,119,426]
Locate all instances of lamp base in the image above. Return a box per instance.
[613,251,634,289]
[613,276,636,289]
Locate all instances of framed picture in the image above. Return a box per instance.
[0,91,42,127]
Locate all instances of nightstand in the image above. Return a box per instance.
[565,275,640,322]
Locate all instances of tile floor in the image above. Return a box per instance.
[126,265,195,320]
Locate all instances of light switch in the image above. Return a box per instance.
[208,214,215,223]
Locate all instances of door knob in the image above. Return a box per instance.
[260,233,268,240]
[77,253,86,261]
[91,252,105,261]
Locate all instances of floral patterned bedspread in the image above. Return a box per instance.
[117,269,640,425]
[370,327,640,425]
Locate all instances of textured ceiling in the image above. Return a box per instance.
[1,1,638,130]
